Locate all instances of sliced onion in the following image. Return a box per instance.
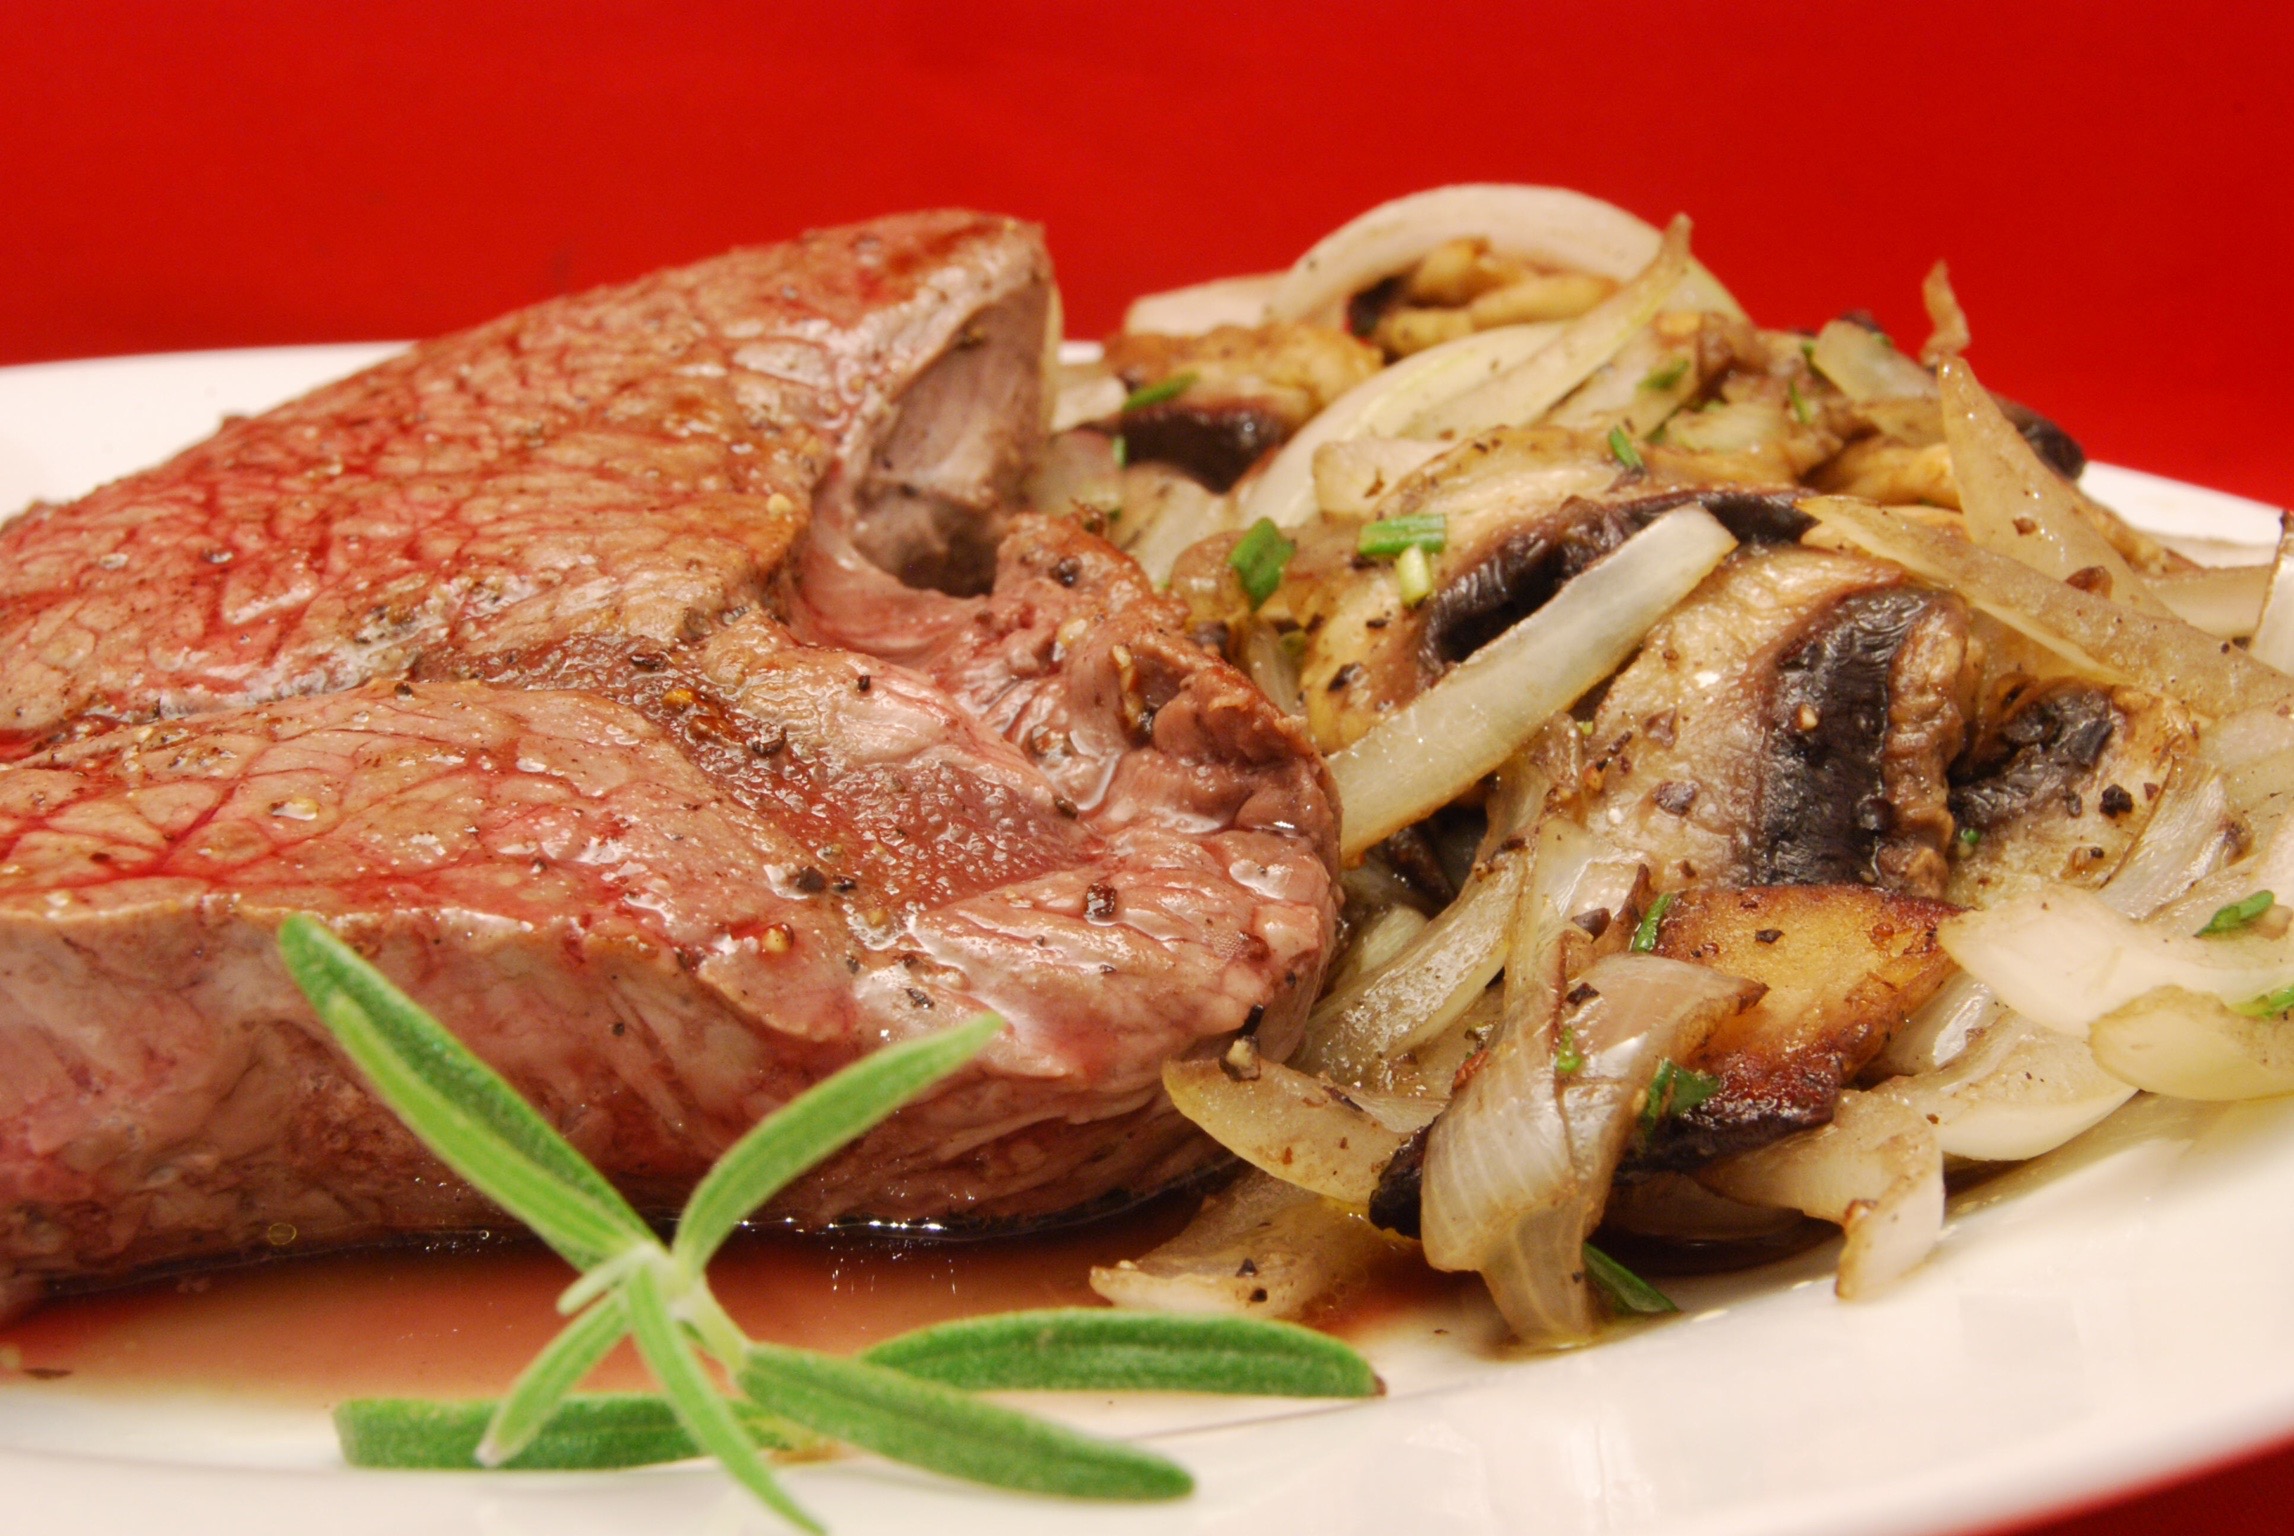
[2246,513,2294,674]
[1296,847,1527,1084]
[1237,617,1305,717]
[1700,1091,1943,1299]
[1243,322,1563,529]
[1327,904,1431,996]
[2152,564,2267,639]
[1872,970,2007,1076]
[1123,478,1237,588]
[1329,508,1738,857]
[1266,184,1744,326]
[1919,261,1971,366]
[2088,986,2294,1100]
[1422,953,1758,1344]
[1809,319,1936,402]
[1163,1055,1436,1207]
[1940,886,2294,1036]
[2096,759,2233,919]
[1408,218,1692,440]
[1801,496,2294,719]
[1090,1171,1395,1319]
[1312,436,1449,517]
[1121,272,1283,336]
[1941,358,2172,618]
[1879,1015,2134,1162]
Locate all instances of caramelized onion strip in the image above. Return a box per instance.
[1329,508,1737,858]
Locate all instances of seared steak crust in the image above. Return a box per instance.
[0,216,1339,1295]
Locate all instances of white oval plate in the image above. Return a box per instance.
[3,347,2291,1536]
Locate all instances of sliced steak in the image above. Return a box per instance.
[0,215,1339,1301]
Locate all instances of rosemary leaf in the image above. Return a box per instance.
[278,916,652,1265]
[675,1014,1004,1271]
[629,1266,821,1534]
[339,1393,794,1471]
[1121,371,1197,413]
[479,1295,633,1466]
[1631,891,1675,953]
[739,1339,1191,1502]
[2198,890,2275,937]
[859,1309,1378,1398]
[1583,1242,1678,1316]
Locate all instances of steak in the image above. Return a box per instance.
[0,213,1339,1308]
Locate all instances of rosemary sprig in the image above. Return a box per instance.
[277,914,1374,1525]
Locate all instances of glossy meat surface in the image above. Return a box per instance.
[0,216,1339,1296]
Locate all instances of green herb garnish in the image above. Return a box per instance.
[1121,371,1198,413]
[1357,513,1447,560]
[1583,1243,1677,1316]
[858,1309,1377,1397]
[1631,891,1675,953]
[276,915,1375,1527]
[2199,890,2275,937]
[1553,1023,1584,1077]
[1638,1058,1722,1139]
[1394,543,1435,607]
[337,1394,798,1472]
[2236,984,2294,1018]
[1111,433,1128,468]
[1956,826,1982,852]
[1607,425,1645,472]
[1228,517,1296,609]
[1640,358,1689,391]
[1788,378,1812,424]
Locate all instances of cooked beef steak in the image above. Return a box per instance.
[0,213,1338,1304]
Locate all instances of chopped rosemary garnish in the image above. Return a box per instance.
[1640,358,1689,391]
[1788,378,1812,424]
[1111,433,1128,468]
[1631,891,1675,953]
[276,915,1375,1527]
[1638,1058,1722,1139]
[1956,826,1982,851]
[2236,984,2294,1018]
[1356,512,1448,559]
[1607,424,1645,472]
[1583,1243,1677,1316]
[1394,543,1435,606]
[2198,890,2275,937]
[1228,517,1295,609]
[1553,1023,1584,1077]
[1121,371,1197,413]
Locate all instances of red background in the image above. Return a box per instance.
[3,2,2293,1528]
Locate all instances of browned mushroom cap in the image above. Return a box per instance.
[1586,545,1972,898]
[1100,323,1382,492]
[1288,447,1820,757]
[1946,676,2198,905]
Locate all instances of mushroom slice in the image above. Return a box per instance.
[1638,884,1960,1167]
[1586,545,1972,896]
[1948,678,2200,905]
[1100,322,1383,491]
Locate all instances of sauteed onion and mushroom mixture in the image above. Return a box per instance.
[1039,185,2294,1348]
